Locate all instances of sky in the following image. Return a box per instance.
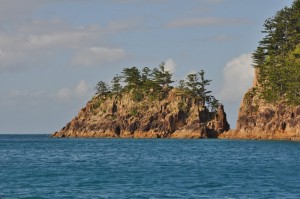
[0,0,294,134]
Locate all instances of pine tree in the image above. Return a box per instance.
[111,74,123,94]
[142,67,151,82]
[95,81,110,95]
[185,70,212,107]
[178,80,186,90]
[254,0,300,104]
[152,62,174,90]
[121,67,141,90]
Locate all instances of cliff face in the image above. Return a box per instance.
[220,70,300,141]
[53,90,230,139]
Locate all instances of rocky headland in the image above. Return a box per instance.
[220,70,300,141]
[53,89,230,139]
[221,0,300,141]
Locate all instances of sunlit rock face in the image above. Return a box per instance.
[220,71,300,141]
[53,89,230,139]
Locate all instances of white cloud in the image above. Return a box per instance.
[0,19,128,73]
[56,88,72,102]
[1,81,90,104]
[166,17,246,28]
[74,80,90,96]
[71,47,126,67]
[164,58,176,73]
[219,53,254,102]
[55,80,91,102]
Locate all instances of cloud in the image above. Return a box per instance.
[0,19,129,73]
[71,47,126,67]
[219,53,254,102]
[166,17,246,28]
[0,0,44,23]
[164,58,176,73]
[0,80,91,105]
[55,80,91,102]
[0,80,92,133]
[0,88,49,110]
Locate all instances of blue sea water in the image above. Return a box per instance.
[0,135,299,199]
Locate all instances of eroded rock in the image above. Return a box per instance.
[220,69,300,141]
[53,89,230,139]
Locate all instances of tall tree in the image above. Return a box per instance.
[111,74,123,94]
[185,70,212,107]
[178,80,186,90]
[253,0,300,104]
[141,67,159,93]
[142,67,151,82]
[95,81,110,95]
[152,62,174,90]
[121,67,141,90]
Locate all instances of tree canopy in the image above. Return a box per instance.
[94,63,219,111]
[178,70,219,111]
[152,62,174,90]
[253,0,300,104]
[95,81,110,96]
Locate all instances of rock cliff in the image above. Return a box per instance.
[220,70,300,141]
[53,89,230,138]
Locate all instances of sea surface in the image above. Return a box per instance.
[0,135,299,199]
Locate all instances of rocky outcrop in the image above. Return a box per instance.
[53,89,230,139]
[220,70,300,141]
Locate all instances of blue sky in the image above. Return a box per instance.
[0,0,294,133]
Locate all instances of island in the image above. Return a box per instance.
[54,0,300,140]
[53,64,230,138]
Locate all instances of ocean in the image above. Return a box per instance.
[0,134,299,199]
